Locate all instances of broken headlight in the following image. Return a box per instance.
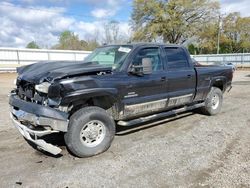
[35,82,51,94]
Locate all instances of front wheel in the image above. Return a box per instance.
[64,106,116,158]
[201,87,223,116]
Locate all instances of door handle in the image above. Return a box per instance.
[187,75,192,79]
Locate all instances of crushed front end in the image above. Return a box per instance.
[9,78,69,155]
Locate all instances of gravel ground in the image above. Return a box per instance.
[0,71,249,188]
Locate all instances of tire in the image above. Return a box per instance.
[64,106,116,158]
[201,87,223,116]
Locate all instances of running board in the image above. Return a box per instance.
[117,102,205,126]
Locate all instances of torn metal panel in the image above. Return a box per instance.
[10,113,62,155]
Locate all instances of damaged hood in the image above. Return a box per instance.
[17,61,112,84]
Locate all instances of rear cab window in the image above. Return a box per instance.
[164,47,190,70]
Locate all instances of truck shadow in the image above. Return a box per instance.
[116,111,198,136]
[29,111,202,158]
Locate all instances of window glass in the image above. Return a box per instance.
[165,47,189,69]
[131,48,163,71]
[84,45,132,70]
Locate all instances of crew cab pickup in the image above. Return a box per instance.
[9,43,233,157]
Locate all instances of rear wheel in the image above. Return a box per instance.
[64,106,115,158]
[201,87,223,115]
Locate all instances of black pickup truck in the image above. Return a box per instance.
[9,43,233,157]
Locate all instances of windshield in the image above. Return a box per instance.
[83,45,133,70]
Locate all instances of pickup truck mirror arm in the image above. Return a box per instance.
[128,65,144,77]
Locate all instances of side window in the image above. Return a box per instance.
[165,47,189,69]
[131,47,163,72]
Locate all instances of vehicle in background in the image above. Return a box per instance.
[225,62,236,71]
[210,61,236,71]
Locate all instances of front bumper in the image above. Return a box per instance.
[9,94,69,131]
[10,113,62,155]
[9,94,68,121]
[9,94,69,155]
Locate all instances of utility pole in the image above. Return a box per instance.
[217,14,222,54]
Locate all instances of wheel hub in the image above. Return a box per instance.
[80,120,106,147]
[211,94,219,109]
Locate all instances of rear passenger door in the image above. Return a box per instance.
[164,47,196,107]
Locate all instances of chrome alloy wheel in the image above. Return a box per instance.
[80,120,106,147]
[211,93,220,110]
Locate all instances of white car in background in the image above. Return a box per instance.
[192,59,236,72]
[214,62,236,72]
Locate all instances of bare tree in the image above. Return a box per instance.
[103,20,120,44]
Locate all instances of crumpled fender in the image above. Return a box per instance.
[61,88,119,106]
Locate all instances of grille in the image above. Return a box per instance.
[17,80,35,101]
[17,80,46,104]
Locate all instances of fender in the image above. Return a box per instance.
[61,88,119,107]
[210,76,227,92]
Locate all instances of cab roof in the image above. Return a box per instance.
[103,42,182,48]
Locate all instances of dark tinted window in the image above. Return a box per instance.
[165,47,189,69]
[132,48,163,71]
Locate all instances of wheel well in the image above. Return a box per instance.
[69,96,115,116]
[212,80,224,91]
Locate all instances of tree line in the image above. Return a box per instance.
[26,0,250,54]
[26,20,125,51]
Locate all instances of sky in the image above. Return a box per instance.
[0,0,249,48]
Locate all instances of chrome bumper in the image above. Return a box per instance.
[10,113,62,155]
[11,107,68,132]
[9,94,69,155]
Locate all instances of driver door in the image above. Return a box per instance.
[121,46,168,119]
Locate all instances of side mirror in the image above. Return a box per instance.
[142,58,152,75]
[130,58,153,76]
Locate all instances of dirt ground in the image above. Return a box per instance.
[0,72,249,188]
